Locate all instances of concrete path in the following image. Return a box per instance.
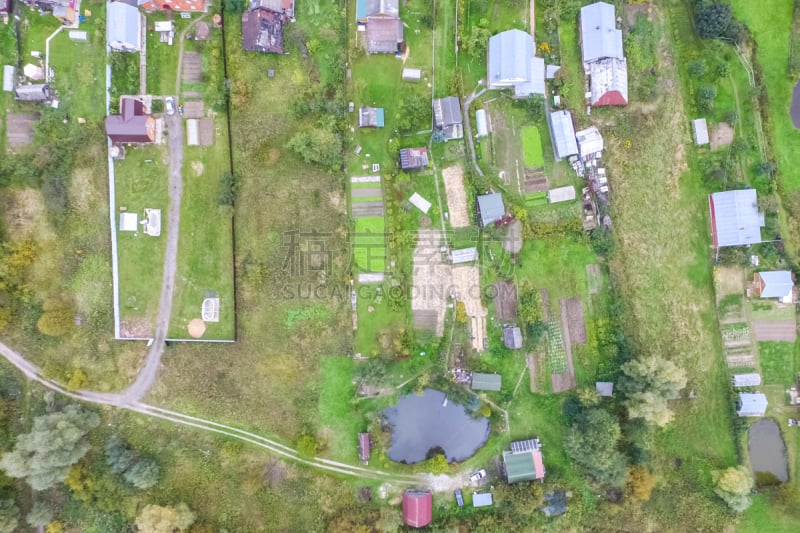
[462,88,487,178]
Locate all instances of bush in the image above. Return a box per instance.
[697,85,717,113]
[688,59,707,78]
[695,3,744,43]
[218,171,237,206]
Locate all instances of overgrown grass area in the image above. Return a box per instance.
[521,125,544,167]
[758,341,797,385]
[319,357,363,461]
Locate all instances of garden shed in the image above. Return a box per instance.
[503,326,523,349]
[402,489,432,528]
[692,118,709,146]
[451,247,478,264]
[547,185,576,204]
[359,107,385,128]
[471,372,502,392]
[737,392,768,417]
[472,492,493,507]
[732,373,761,388]
[753,271,795,303]
[476,193,505,227]
[402,68,421,82]
[576,126,603,159]
[549,110,578,160]
[475,109,488,137]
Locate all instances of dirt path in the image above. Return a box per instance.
[463,88,487,178]
[441,166,470,227]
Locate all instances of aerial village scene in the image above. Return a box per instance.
[1,0,800,530]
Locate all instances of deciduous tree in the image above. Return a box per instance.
[135,503,195,533]
[123,458,160,489]
[695,3,743,43]
[0,405,99,490]
[0,499,19,533]
[626,465,655,501]
[620,357,687,426]
[26,500,54,528]
[287,129,343,172]
[564,408,628,487]
[713,466,753,512]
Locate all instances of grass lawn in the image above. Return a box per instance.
[319,357,363,461]
[730,1,799,190]
[354,217,386,273]
[114,147,169,333]
[758,341,797,385]
[521,125,544,168]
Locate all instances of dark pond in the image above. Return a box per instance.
[383,389,490,464]
[791,80,800,128]
[748,418,789,485]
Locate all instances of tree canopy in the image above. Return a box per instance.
[135,503,196,533]
[713,466,753,512]
[287,128,343,172]
[620,357,687,426]
[0,405,99,490]
[694,2,744,43]
[564,408,628,487]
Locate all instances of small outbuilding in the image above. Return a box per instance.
[2,65,14,92]
[576,126,603,159]
[472,492,493,508]
[471,372,502,392]
[737,392,768,417]
[451,247,478,264]
[692,118,709,146]
[402,68,421,82]
[408,192,432,214]
[476,193,505,227]
[14,84,51,102]
[503,326,523,349]
[433,96,463,141]
[359,107,385,128]
[753,271,795,303]
[708,189,765,248]
[358,432,370,462]
[475,109,489,137]
[549,110,578,160]
[186,119,199,146]
[595,381,614,397]
[119,212,138,232]
[402,489,432,529]
[732,373,761,388]
[399,147,429,170]
[547,186,576,204]
[503,438,545,483]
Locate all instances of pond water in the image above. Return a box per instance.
[791,81,800,129]
[382,389,490,464]
[748,418,789,485]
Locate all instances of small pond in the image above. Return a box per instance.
[748,418,789,486]
[382,389,490,464]
[791,80,800,128]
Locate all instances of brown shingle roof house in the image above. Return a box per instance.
[105,98,155,144]
[366,16,403,54]
[242,8,285,54]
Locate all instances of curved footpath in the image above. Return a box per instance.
[0,340,428,485]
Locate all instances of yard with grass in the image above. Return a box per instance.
[353,217,386,273]
[758,341,797,385]
[521,125,544,168]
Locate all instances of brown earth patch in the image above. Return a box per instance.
[564,297,587,344]
[492,280,518,321]
[191,161,204,176]
[753,321,797,342]
[710,122,735,151]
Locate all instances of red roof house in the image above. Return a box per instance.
[402,489,432,528]
[105,98,155,144]
[140,0,206,12]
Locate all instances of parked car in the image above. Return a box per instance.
[454,489,464,507]
[469,469,487,483]
[165,96,175,116]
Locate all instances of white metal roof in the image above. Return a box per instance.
[732,373,761,387]
[452,247,478,264]
[758,271,794,300]
[576,126,604,157]
[475,109,488,137]
[738,392,767,416]
[2,65,14,92]
[487,29,534,87]
[547,185,576,204]
[186,119,199,146]
[107,1,142,52]
[549,110,578,160]
[119,212,138,232]
[580,2,624,64]
[709,189,765,247]
[472,492,493,507]
[409,192,431,214]
[692,118,709,145]
[589,57,628,105]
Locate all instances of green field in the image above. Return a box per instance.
[353,217,386,273]
[758,341,797,385]
[525,190,548,207]
[522,125,544,168]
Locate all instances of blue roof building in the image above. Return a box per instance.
[580,2,623,64]
[487,29,545,98]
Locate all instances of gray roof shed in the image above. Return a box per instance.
[477,193,505,227]
[580,2,623,64]
[471,372,502,392]
[732,373,761,388]
[738,392,767,417]
[708,189,765,247]
[549,110,578,160]
[595,381,614,397]
[692,118,709,146]
[503,326,523,349]
[433,96,463,140]
[472,492,493,507]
